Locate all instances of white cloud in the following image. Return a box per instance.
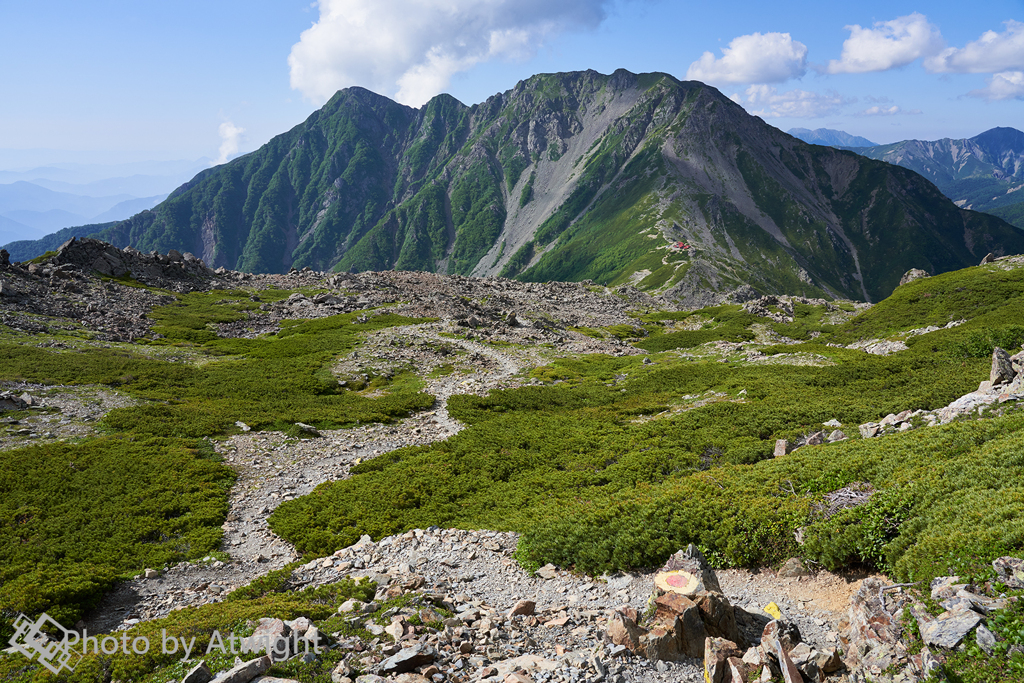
[686,32,808,85]
[740,85,849,119]
[925,20,1024,73]
[215,121,245,165]
[288,0,612,107]
[969,71,1024,101]
[826,13,943,74]
[856,105,922,116]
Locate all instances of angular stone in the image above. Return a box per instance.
[920,609,983,649]
[761,620,800,655]
[859,423,880,438]
[993,556,1024,588]
[976,623,997,654]
[930,575,965,599]
[606,611,647,651]
[379,645,436,674]
[992,347,1016,384]
[703,637,741,683]
[217,655,272,683]
[726,657,747,683]
[391,675,429,683]
[330,660,353,683]
[696,592,740,644]
[507,599,536,618]
[827,430,846,442]
[773,439,788,457]
[639,620,685,662]
[535,564,558,580]
[338,599,364,613]
[777,557,808,578]
[182,661,213,683]
[814,647,842,673]
[771,640,803,683]
[294,422,321,437]
[652,593,707,657]
[899,268,929,286]
[788,643,824,683]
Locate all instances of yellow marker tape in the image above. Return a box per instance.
[764,602,782,619]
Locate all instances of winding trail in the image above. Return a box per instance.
[85,321,541,630]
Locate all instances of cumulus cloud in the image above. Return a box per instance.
[288,0,612,107]
[739,85,849,119]
[969,71,1024,101]
[215,121,245,165]
[856,105,922,116]
[686,32,808,85]
[826,13,943,74]
[925,20,1024,73]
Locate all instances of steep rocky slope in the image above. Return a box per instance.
[8,71,1024,306]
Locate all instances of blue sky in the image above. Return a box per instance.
[1,0,1022,168]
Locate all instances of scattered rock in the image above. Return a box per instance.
[899,268,929,286]
[379,644,436,674]
[182,661,213,683]
[703,637,741,683]
[992,347,1016,385]
[994,556,1024,588]
[777,558,808,578]
[216,655,272,683]
[921,609,984,649]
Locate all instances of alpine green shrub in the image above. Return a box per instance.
[0,436,235,638]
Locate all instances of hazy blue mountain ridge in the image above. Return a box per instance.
[788,127,879,148]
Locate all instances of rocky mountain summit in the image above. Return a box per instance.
[7,72,1024,306]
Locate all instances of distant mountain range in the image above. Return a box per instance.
[851,127,1024,230]
[0,180,165,237]
[5,70,1023,304]
[788,128,879,148]
[0,158,209,243]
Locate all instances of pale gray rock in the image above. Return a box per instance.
[993,556,1024,588]
[379,644,436,674]
[920,609,983,649]
[215,655,271,683]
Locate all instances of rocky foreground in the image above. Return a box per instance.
[4,240,1024,683]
